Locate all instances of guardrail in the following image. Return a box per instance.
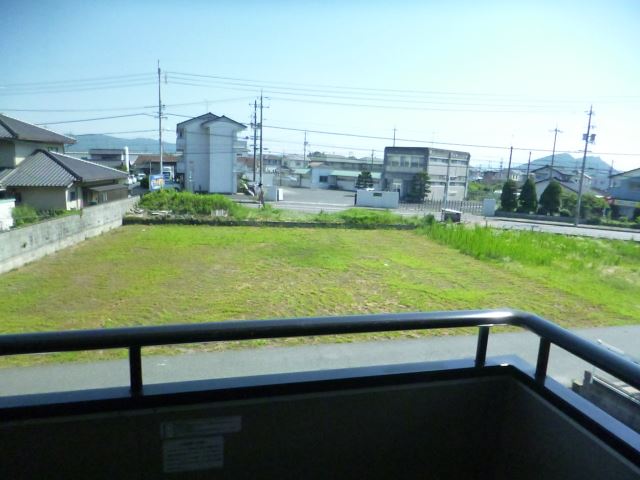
[1,309,639,397]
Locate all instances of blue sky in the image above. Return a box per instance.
[1,0,639,171]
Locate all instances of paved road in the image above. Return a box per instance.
[1,325,638,397]
[485,218,640,241]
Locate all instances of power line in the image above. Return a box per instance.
[35,113,154,125]
[0,81,156,96]
[262,124,640,157]
[1,73,153,88]
[167,70,640,103]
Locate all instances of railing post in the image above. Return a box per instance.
[475,326,490,367]
[129,345,143,397]
[535,338,551,382]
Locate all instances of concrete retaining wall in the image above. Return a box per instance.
[0,197,139,275]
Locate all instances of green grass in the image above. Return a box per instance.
[0,224,638,366]
[419,223,640,321]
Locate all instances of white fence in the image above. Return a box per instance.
[399,199,484,215]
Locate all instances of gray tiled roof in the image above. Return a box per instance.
[0,151,75,187]
[0,122,13,139]
[0,150,127,188]
[0,114,76,145]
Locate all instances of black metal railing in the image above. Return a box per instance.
[0,309,639,397]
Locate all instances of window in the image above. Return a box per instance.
[47,146,59,152]
[319,175,328,183]
[68,190,77,201]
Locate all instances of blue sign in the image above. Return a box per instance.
[149,174,165,191]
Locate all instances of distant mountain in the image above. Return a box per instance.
[65,134,176,154]
[517,153,616,177]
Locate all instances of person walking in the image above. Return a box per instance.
[257,183,265,208]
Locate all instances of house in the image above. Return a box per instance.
[176,113,247,194]
[0,113,75,167]
[0,149,128,209]
[87,148,131,170]
[531,165,592,189]
[482,169,522,184]
[531,166,596,200]
[133,154,181,177]
[382,147,470,201]
[0,114,128,209]
[608,167,640,218]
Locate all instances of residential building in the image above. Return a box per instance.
[282,154,307,169]
[0,149,128,209]
[482,169,522,184]
[609,167,640,218]
[87,148,131,171]
[0,113,75,168]
[133,154,181,176]
[531,166,595,200]
[382,147,470,201]
[0,114,128,209]
[176,113,247,194]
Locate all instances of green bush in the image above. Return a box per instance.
[139,190,247,218]
[11,205,39,226]
[310,208,407,226]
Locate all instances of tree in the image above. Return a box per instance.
[517,177,537,213]
[406,172,431,203]
[500,179,518,212]
[355,170,373,189]
[539,181,562,215]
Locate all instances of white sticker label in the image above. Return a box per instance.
[161,416,242,439]
[163,436,224,473]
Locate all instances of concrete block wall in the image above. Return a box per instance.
[0,197,138,275]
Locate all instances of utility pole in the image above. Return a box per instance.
[575,105,595,226]
[526,151,531,177]
[443,152,452,211]
[393,127,396,147]
[259,93,264,184]
[252,100,257,182]
[608,160,615,190]
[371,149,374,170]
[550,127,562,171]
[506,146,513,182]
[303,131,308,167]
[157,60,163,185]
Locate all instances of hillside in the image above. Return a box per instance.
[65,134,176,154]
[518,153,616,176]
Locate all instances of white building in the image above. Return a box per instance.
[176,113,247,194]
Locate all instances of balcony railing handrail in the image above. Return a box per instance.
[0,309,639,395]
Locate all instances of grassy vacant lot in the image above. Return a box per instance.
[0,224,638,364]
